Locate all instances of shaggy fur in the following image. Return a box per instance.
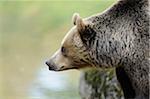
[46,0,149,98]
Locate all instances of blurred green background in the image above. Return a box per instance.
[0,0,116,99]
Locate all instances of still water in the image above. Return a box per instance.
[29,66,80,99]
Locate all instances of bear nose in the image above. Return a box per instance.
[45,61,56,71]
[45,61,49,66]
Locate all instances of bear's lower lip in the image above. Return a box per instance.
[48,66,78,72]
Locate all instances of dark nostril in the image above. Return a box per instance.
[45,61,49,66]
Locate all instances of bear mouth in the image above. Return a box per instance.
[50,66,79,72]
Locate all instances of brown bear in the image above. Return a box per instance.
[46,0,149,99]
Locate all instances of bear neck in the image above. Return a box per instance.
[84,0,149,97]
[84,0,149,68]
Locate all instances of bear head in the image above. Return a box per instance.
[46,13,96,71]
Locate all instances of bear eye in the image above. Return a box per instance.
[61,47,67,56]
[61,47,65,53]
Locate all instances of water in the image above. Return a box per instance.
[29,66,80,99]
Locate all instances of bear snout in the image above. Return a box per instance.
[45,61,50,66]
[45,61,57,71]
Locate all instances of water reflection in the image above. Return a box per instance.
[29,66,80,99]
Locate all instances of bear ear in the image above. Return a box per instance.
[76,15,86,32]
[72,13,79,25]
[72,13,96,47]
[72,13,86,32]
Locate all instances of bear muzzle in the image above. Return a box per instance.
[45,60,79,71]
[45,61,58,71]
[45,60,67,71]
